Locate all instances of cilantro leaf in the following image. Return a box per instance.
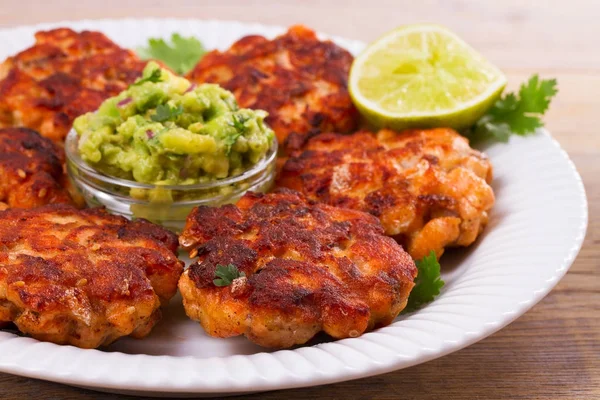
[131,68,163,86]
[151,104,184,123]
[137,33,206,75]
[231,114,249,133]
[223,133,243,156]
[213,264,246,287]
[404,251,445,312]
[519,74,557,114]
[468,75,558,142]
[221,114,249,155]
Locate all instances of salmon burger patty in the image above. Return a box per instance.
[277,128,495,260]
[188,25,358,153]
[178,189,416,348]
[0,205,183,348]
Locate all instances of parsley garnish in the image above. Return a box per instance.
[468,75,558,142]
[151,104,184,123]
[404,251,445,312]
[213,264,246,287]
[131,68,163,86]
[137,33,206,75]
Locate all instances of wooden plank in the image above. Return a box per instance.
[1,0,599,69]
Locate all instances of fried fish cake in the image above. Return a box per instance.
[178,189,416,348]
[187,25,358,153]
[0,127,73,209]
[277,128,495,260]
[0,28,146,142]
[0,205,183,348]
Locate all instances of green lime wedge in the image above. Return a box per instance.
[349,24,507,130]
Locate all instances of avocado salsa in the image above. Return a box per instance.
[73,62,275,186]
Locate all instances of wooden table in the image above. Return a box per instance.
[0,1,598,399]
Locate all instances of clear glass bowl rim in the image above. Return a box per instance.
[64,128,278,191]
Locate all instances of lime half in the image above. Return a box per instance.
[349,24,507,130]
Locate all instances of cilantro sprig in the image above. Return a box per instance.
[151,104,184,123]
[468,75,558,142]
[231,114,249,133]
[137,33,206,75]
[131,68,163,86]
[404,251,445,313]
[213,264,246,287]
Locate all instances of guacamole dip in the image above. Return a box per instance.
[73,62,275,185]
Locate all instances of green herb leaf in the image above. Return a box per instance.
[137,33,206,75]
[213,264,246,287]
[131,68,163,86]
[404,251,445,313]
[151,104,184,123]
[468,75,558,142]
[231,114,249,133]
[221,114,249,155]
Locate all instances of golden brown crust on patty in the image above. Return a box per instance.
[178,189,416,348]
[0,205,183,348]
[0,28,146,142]
[0,127,73,209]
[187,25,358,153]
[277,128,495,260]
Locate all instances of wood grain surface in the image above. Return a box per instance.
[0,1,598,399]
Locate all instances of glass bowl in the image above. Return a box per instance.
[65,129,277,232]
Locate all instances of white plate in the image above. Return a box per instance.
[0,18,588,397]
